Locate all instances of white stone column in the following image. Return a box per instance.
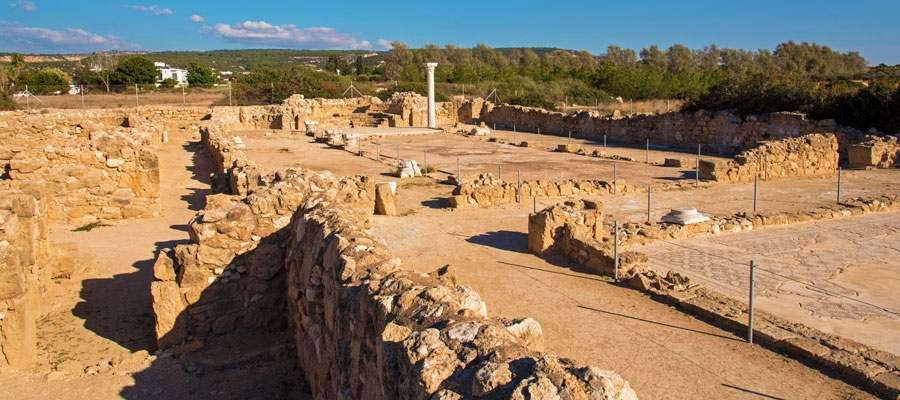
[425,62,438,128]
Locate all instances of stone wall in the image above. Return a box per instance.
[474,102,861,152]
[449,174,617,209]
[0,110,163,224]
[848,135,900,168]
[0,190,47,368]
[527,200,647,279]
[284,191,635,399]
[449,173,698,209]
[699,133,840,183]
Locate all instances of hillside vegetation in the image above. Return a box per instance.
[2,42,899,132]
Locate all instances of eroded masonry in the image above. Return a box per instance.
[2,93,899,398]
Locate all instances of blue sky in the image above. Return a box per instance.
[2,0,898,65]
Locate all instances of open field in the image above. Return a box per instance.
[11,87,229,109]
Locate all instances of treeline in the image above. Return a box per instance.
[3,42,899,133]
[365,41,872,105]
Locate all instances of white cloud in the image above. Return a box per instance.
[130,5,173,16]
[375,39,392,50]
[0,21,140,53]
[190,14,204,23]
[208,20,371,50]
[8,0,36,11]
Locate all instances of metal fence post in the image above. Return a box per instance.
[837,166,842,204]
[748,260,756,344]
[696,144,701,188]
[645,139,650,163]
[754,176,759,212]
[647,185,652,222]
[614,221,620,282]
[517,169,522,203]
[613,163,617,195]
[423,151,428,178]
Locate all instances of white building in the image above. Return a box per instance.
[155,62,188,86]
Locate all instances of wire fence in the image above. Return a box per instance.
[8,84,232,109]
[6,82,682,114]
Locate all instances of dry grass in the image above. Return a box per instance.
[11,87,229,109]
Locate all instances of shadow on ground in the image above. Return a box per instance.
[467,230,530,254]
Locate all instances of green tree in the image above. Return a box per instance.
[187,62,216,88]
[19,68,69,94]
[355,55,366,75]
[9,53,25,70]
[324,54,351,75]
[112,56,157,84]
[5,53,26,90]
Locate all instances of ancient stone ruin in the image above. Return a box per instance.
[2,94,899,398]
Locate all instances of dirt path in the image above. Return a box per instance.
[0,130,308,399]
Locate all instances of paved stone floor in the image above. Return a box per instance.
[636,212,900,355]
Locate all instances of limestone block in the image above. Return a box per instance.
[503,318,544,352]
[402,328,463,397]
[150,280,187,349]
[153,249,176,281]
[248,243,283,281]
[397,160,423,179]
[0,243,24,299]
[0,286,38,368]
[374,183,397,216]
[472,362,513,396]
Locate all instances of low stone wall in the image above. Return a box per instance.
[0,110,163,223]
[699,133,839,183]
[528,200,647,279]
[449,174,618,209]
[475,102,861,151]
[286,193,635,399]
[449,173,699,209]
[0,190,47,368]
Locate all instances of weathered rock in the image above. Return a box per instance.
[374,182,397,216]
[151,280,187,348]
[153,249,176,281]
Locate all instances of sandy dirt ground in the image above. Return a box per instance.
[4,125,895,399]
